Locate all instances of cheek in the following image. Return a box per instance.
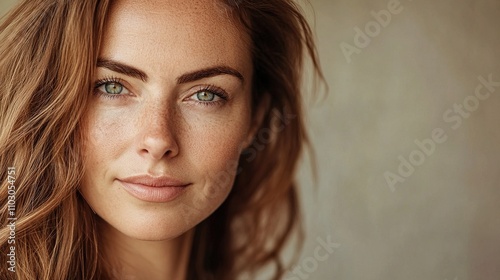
[81,108,132,195]
[84,109,130,164]
[185,104,251,171]
[178,107,251,221]
[194,123,244,191]
[182,98,252,160]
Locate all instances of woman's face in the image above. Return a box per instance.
[80,0,254,240]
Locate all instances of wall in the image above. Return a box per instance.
[0,0,15,17]
[296,0,500,279]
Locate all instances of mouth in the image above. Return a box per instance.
[117,175,190,203]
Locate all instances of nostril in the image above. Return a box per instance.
[139,133,179,160]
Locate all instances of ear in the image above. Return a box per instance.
[242,93,271,150]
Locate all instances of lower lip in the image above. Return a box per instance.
[118,180,189,203]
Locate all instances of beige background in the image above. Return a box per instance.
[2,0,500,279]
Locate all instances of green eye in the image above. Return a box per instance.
[105,82,124,95]
[186,86,228,105]
[94,78,130,98]
[196,91,215,101]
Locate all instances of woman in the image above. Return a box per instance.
[0,0,323,279]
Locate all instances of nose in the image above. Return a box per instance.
[137,104,179,160]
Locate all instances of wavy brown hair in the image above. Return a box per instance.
[0,0,323,279]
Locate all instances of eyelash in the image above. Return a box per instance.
[192,84,229,107]
[93,77,229,105]
[93,76,127,99]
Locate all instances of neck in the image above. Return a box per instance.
[99,220,193,280]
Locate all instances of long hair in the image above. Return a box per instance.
[0,1,110,279]
[0,0,323,279]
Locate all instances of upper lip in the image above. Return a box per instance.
[118,175,189,188]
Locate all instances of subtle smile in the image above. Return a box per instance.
[117,175,190,203]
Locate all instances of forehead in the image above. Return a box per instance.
[100,0,251,80]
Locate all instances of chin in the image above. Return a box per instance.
[98,194,225,242]
[101,206,193,241]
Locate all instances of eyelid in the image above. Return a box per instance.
[187,85,229,102]
[93,76,131,97]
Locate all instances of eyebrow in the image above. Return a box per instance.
[96,58,244,84]
[176,66,244,84]
[97,59,148,82]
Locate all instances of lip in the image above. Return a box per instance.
[117,175,190,203]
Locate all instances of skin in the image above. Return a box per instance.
[80,0,258,278]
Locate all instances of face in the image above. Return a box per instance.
[80,0,254,241]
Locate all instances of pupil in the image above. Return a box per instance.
[105,82,122,94]
[198,91,214,101]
